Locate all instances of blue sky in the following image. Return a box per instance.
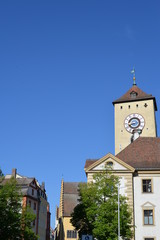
[0,1,160,227]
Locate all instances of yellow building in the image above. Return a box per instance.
[56,180,79,240]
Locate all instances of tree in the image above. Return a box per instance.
[70,199,93,238]
[0,169,3,177]
[0,175,38,240]
[21,206,38,240]
[71,168,134,240]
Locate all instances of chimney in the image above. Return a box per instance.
[41,181,45,190]
[131,129,142,143]
[12,168,17,178]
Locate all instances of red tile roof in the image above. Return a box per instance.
[64,182,79,194]
[84,159,98,169]
[84,137,160,171]
[116,137,160,169]
[63,182,80,217]
[112,85,157,110]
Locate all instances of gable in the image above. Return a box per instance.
[85,153,134,173]
[30,182,36,187]
[141,201,155,208]
[93,157,128,171]
[30,179,38,188]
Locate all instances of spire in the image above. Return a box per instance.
[131,67,136,85]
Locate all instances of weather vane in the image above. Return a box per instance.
[131,67,136,85]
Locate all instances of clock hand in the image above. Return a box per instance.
[129,121,137,126]
[129,121,135,125]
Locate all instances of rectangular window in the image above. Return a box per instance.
[33,219,35,226]
[67,231,71,238]
[144,238,154,240]
[72,231,77,238]
[32,189,34,195]
[67,230,77,238]
[34,202,36,210]
[29,200,31,207]
[144,210,153,225]
[143,179,152,193]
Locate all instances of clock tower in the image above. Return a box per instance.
[113,77,157,155]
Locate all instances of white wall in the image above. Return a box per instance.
[134,174,160,240]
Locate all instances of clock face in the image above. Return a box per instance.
[124,113,145,133]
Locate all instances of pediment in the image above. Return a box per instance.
[85,153,134,173]
[141,201,155,208]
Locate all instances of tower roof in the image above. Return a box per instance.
[112,85,157,110]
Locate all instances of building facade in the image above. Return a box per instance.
[116,137,160,240]
[4,168,50,240]
[56,180,79,240]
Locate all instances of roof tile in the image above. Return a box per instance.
[116,137,160,169]
[63,182,82,217]
[84,159,98,169]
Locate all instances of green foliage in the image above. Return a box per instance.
[70,199,93,238]
[0,176,38,240]
[71,168,133,240]
[21,206,38,240]
[0,168,3,177]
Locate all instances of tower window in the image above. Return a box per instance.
[136,104,138,107]
[120,106,123,109]
[144,103,148,107]
[128,105,130,109]
[130,91,138,98]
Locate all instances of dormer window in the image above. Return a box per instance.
[130,91,138,98]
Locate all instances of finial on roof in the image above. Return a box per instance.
[131,67,136,85]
